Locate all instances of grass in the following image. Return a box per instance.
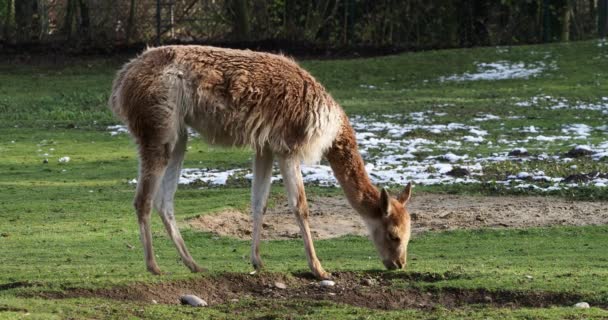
[1,40,608,318]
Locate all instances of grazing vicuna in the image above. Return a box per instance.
[109,45,412,279]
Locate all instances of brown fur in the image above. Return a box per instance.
[111,45,341,162]
[326,116,413,270]
[109,45,412,278]
[326,114,381,217]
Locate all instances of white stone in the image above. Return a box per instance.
[319,280,335,287]
[274,281,287,289]
[180,294,207,307]
[58,156,70,163]
[574,302,590,309]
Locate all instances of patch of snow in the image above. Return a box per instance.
[107,125,129,136]
[473,114,500,121]
[439,60,553,82]
[521,126,538,133]
[562,124,592,137]
[117,113,608,192]
[463,135,484,143]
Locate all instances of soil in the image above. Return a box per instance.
[188,193,608,240]
[34,271,596,310]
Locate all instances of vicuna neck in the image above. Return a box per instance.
[326,115,381,219]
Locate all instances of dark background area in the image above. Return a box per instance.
[2,0,608,57]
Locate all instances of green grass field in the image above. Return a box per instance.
[1,40,608,319]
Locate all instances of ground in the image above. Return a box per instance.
[1,40,608,319]
[190,193,608,239]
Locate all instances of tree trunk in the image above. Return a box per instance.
[561,1,571,41]
[458,0,473,46]
[77,0,90,43]
[472,0,489,45]
[63,0,76,40]
[229,0,250,41]
[126,0,136,44]
[3,0,13,41]
[14,0,39,43]
[599,0,608,37]
[343,0,349,45]
[542,0,567,42]
[590,0,597,25]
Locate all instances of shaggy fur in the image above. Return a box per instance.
[109,45,412,278]
[110,45,342,164]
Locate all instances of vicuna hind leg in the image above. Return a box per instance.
[134,142,173,275]
[251,148,274,271]
[153,132,205,273]
[278,157,330,280]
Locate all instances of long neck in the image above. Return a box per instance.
[326,116,381,219]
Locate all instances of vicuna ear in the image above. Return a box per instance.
[380,188,391,215]
[397,182,412,204]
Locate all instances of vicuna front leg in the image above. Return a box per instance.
[153,133,205,273]
[278,157,330,280]
[250,148,274,271]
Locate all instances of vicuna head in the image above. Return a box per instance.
[369,183,412,270]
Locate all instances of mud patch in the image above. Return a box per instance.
[188,194,608,240]
[35,272,596,310]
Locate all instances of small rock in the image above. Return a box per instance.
[230,298,239,303]
[319,280,335,287]
[151,299,158,304]
[483,295,492,303]
[563,172,606,184]
[274,281,287,289]
[574,302,590,309]
[566,146,593,158]
[58,156,70,163]
[361,278,377,286]
[446,167,470,177]
[180,295,207,307]
[508,148,529,157]
[328,292,336,296]
[524,275,533,279]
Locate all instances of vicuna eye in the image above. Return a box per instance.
[389,234,400,242]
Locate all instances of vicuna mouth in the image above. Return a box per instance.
[383,260,404,270]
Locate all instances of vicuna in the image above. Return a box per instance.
[109,45,412,279]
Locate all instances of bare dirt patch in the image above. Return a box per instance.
[188,194,608,239]
[35,271,596,310]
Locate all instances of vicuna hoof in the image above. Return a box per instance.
[190,264,208,273]
[252,259,264,271]
[315,270,332,280]
[147,266,163,275]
